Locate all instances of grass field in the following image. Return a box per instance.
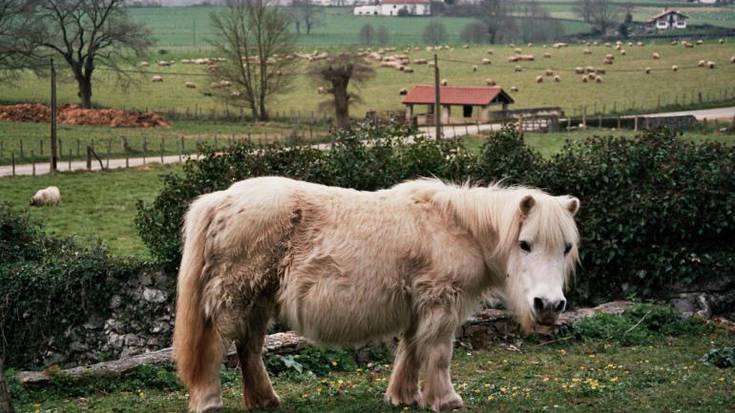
[0,165,176,256]
[128,6,592,51]
[4,42,735,121]
[11,327,735,412]
[0,120,327,165]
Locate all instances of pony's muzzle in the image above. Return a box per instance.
[532,297,566,326]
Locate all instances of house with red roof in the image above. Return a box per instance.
[401,85,515,125]
[646,9,688,30]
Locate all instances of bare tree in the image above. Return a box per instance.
[308,53,375,129]
[573,0,593,23]
[422,20,447,46]
[0,358,13,413]
[376,25,389,46]
[30,0,153,108]
[575,0,619,34]
[210,0,295,121]
[0,0,40,82]
[292,0,323,35]
[479,0,516,44]
[460,21,488,44]
[359,23,375,46]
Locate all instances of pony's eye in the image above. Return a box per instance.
[519,241,532,252]
[564,243,572,255]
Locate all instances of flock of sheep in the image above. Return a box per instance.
[134,39,734,98]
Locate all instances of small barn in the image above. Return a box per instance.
[401,85,514,125]
[647,9,688,30]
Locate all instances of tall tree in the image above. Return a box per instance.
[587,0,620,35]
[479,0,515,44]
[308,53,374,130]
[292,0,322,35]
[422,20,447,46]
[30,0,153,108]
[0,357,13,413]
[376,25,389,46]
[210,0,295,121]
[573,0,593,23]
[0,0,39,82]
[359,23,375,46]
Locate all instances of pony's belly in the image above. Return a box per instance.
[277,278,411,345]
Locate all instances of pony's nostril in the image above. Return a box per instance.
[533,297,545,313]
[555,300,566,313]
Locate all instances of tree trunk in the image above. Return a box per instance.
[333,80,350,129]
[77,75,93,109]
[0,358,14,413]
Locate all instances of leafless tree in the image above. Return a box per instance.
[0,0,40,82]
[479,0,516,44]
[376,25,389,46]
[291,0,323,35]
[422,20,447,46]
[209,0,295,121]
[29,0,153,108]
[573,0,593,23]
[308,53,375,129]
[0,357,13,413]
[359,23,375,46]
[575,0,619,34]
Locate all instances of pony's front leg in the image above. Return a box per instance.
[415,309,463,412]
[385,334,421,406]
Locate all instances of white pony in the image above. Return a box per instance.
[173,177,580,412]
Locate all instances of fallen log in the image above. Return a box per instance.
[18,332,305,385]
[19,302,630,385]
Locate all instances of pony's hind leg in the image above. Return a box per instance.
[386,326,421,406]
[236,297,280,409]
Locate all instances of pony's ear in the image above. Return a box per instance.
[560,196,580,216]
[519,195,535,218]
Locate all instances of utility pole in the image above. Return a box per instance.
[433,53,441,139]
[50,58,58,174]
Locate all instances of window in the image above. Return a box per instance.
[463,105,473,118]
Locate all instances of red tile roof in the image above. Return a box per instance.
[647,9,688,23]
[401,85,514,106]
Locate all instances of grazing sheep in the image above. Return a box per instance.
[603,58,613,65]
[485,78,496,86]
[139,61,150,68]
[463,44,469,49]
[652,52,661,60]
[595,68,606,75]
[403,67,414,73]
[527,42,533,47]
[684,42,694,48]
[731,56,735,64]
[399,88,408,95]
[413,58,428,65]
[536,75,544,83]
[707,61,715,69]
[696,39,703,45]
[595,76,603,83]
[513,48,523,54]
[317,86,326,94]
[31,186,61,207]
[151,75,163,82]
[698,60,706,67]
[719,39,725,44]
[637,42,644,47]
[441,79,448,86]
[554,75,561,82]
[545,69,553,76]
[605,54,614,60]
[487,49,494,55]
[583,49,592,54]
[543,52,551,58]
[472,65,478,72]
[620,49,626,55]
[671,40,678,46]
[581,75,588,83]
[645,67,651,74]
[510,86,519,92]
[514,65,523,72]
[574,66,585,74]
[481,58,492,65]
[672,65,678,72]
[185,81,197,89]
[585,66,595,73]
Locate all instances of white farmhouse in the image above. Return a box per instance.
[646,9,688,30]
[354,0,431,16]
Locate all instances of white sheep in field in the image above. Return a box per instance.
[645,67,651,74]
[672,65,679,72]
[535,75,544,83]
[652,52,661,60]
[472,65,478,72]
[31,186,61,207]
[485,78,496,86]
[510,86,519,92]
[707,61,715,69]
[441,79,448,86]
[151,75,163,82]
[543,52,551,58]
[185,81,197,89]
[554,75,561,82]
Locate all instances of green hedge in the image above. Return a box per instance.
[0,204,146,367]
[136,123,735,303]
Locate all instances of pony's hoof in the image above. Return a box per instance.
[421,392,464,412]
[384,389,421,407]
[245,394,281,409]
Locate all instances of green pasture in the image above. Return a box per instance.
[4,42,735,121]
[0,120,327,165]
[11,329,735,412]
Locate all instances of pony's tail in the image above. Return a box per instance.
[172,196,224,390]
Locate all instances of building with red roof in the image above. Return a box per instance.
[354,0,431,16]
[401,85,514,125]
[646,9,688,30]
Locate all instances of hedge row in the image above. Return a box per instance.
[0,204,146,367]
[135,122,735,304]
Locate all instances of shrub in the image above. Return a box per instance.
[136,124,735,306]
[0,204,146,367]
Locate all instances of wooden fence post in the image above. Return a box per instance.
[160,136,164,163]
[68,149,72,171]
[31,150,35,176]
[11,153,15,176]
